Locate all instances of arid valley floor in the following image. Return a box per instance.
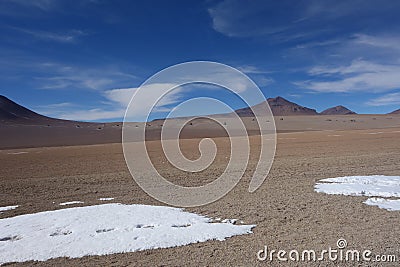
[1,115,400,266]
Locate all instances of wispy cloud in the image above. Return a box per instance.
[0,0,63,17]
[1,0,97,13]
[208,0,291,38]
[293,35,400,93]
[37,76,114,90]
[38,102,74,109]
[31,62,136,91]
[104,83,183,113]
[8,26,87,43]
[236,65,271,74]
[235,65,275,87]
[366,92,400,106]
[293,39,342,50]
[297,59,400,93]
[208,0,400,43]
[56,108,127,121]
[353,34,400,51]
[0,51,138,92]
[2,0,57,11]
[308,59,400,76]
[39,83,184,121]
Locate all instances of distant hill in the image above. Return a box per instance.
[0,95,123,149]
[0,95,80,125]
[389,109,400,114]
[235,96,318,116]
[320,105,356,115]
[0,95,54,123]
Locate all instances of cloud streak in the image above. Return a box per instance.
[2,0,57,11]
[104,83,184,115]
[31,62,136,91]
[208,0,400,40]
[353,34,400,51]
[7,26,87,43]
[366,92,400,106]
[297,58,400,93]
[40,83,185,122]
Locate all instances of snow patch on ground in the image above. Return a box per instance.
[365,132,385,135]
[7,152,28,155]
[0,206,18,213]
[0,203,254,264]
[98,198,114,201]
[364,198,400,211]
[59,201,84,206]
[315,175,400,211]
[315,175,400,198]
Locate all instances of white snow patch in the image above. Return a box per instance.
[98,198,114,201]
[0,206,18,212]
[0,203,254,264]
[315,175,400,198]
[365,132,385,135]
[364,198,400,211]
[221,219,238,224]
[59,201,84,206]
[7,152,28,155]
[315,175,400,211]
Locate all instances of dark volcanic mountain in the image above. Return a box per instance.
[235,96,318,116]
[320,105,356,115]
[0,95,54,123]
[0,95,123,149]
[389,109,400,114]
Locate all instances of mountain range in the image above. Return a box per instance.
[1,95,399,124]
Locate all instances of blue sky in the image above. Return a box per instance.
[1,0,400,121]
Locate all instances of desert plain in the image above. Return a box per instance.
[1,114,400,266]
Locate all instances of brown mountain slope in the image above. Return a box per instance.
[235,96,318,116]
[320,105,356,115]
[389,109,400,114]
[0,95,58,124]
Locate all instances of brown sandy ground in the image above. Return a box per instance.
[1,126,400,266]
[1,114,400,149]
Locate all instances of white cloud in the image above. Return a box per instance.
[298,59,400,93]
[38,76,114,90]
[10,26,87,43]
[1,0,96,13]
[31,63,136,91]
[236,65,271,74]
[38,102,73,109]
[207,0,400,40]
[104,83,183,115]
[353,34,400,51]
[307,59,395,76]
[0,56,135,91]
[57,108,126,121]
[208,0,291,38]
[36,64,266,121]
[366,92,400,106]
[41,83,184,121]
[294,39,342,50]
[3,0,56,11]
